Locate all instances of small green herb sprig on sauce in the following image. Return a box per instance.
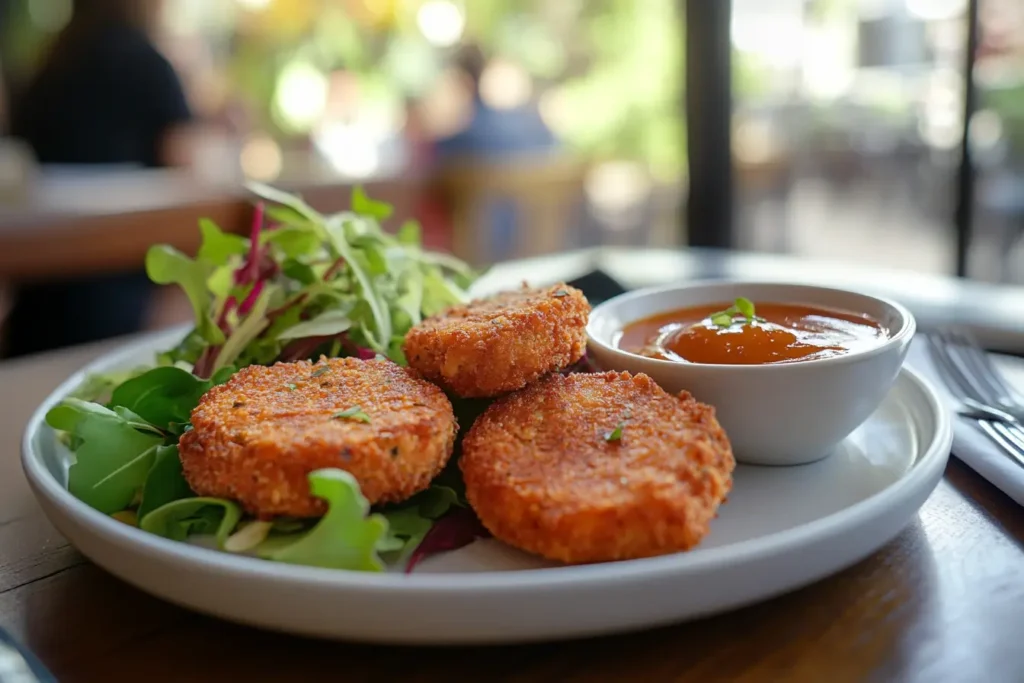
[709,297,765,329]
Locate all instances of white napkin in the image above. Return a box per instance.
[905,338,1024,506]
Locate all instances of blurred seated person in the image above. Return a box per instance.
[436,44,557,160]
[3,0,195,358]
[433,45,561,262]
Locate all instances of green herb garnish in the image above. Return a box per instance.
[709,297,764,329]
[285,383,297,391]
[605,422,625,442]
[311,366,330,378]
[332,406,371,423]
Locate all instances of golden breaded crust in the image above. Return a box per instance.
[403,283,589,398]
[179,358,456,519]
[460,372,734,564]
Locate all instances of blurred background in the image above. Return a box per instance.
[0,0,1022,355]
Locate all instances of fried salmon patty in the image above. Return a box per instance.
[403,283,589,398]
[179,357,456,519]
[460,372,734,563]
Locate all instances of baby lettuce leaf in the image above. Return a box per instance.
[257,469,387,572]
[137,446,194,521]
[45,399,164,514]
[379,485,462,560]
[109,366,215,431]
[146,245,225,345]
[140,497,242,548]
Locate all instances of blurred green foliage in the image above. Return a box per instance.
[2,0,691,178]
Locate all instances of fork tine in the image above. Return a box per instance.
[945,328,1020,405]
[927,333,1024,470]
[936,329,999,402]
[931,331,993,404]
[926,334,980,401]
[978,421,1024,469]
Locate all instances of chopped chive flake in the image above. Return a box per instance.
[285,383,297,391]
[605,422,625,442]
[553,289,569,297]
[332,406,371,423]
[311,366,330,378]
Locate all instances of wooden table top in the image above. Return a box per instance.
[1,252,1024,682]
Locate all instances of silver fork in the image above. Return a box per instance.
[926,329,1024,468]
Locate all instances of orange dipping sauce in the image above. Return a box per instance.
[618,301,888,365]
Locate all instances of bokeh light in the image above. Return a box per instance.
[240,135,283,181]
[416,0,465,47]
[479,60,532,110]
[235,0,273,10]
[273,62,329,133]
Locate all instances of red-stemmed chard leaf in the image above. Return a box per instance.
[405,508,489,574]
[238,281,265,316]
[235,202,265,286]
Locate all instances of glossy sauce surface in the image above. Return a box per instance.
[619,302,888,365]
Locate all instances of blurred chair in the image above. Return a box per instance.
[432,154,587,265]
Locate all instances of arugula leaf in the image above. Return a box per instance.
[110,406,164,435]
[146,245,224,345]
[46,399,164,514]
[197,218,248,266]
[421,266,470,317]
[258,469,387,571]
[275,309,352,340]
[418,485,461,517]
[157,329,208,367]
[352,185,394,221]
[245,180,324,227]
[109,366,213,430]
[140,497,242,548]
[262,226,322,259]
[396,220,421,246]
[137,445,194,521]
[324,216,392,351]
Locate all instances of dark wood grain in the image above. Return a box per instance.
[2,333,1024,682]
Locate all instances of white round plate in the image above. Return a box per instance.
[22,327,952,645]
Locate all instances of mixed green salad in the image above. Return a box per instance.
[46,182,487,573]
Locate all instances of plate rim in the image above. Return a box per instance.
[21,326,953,594]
